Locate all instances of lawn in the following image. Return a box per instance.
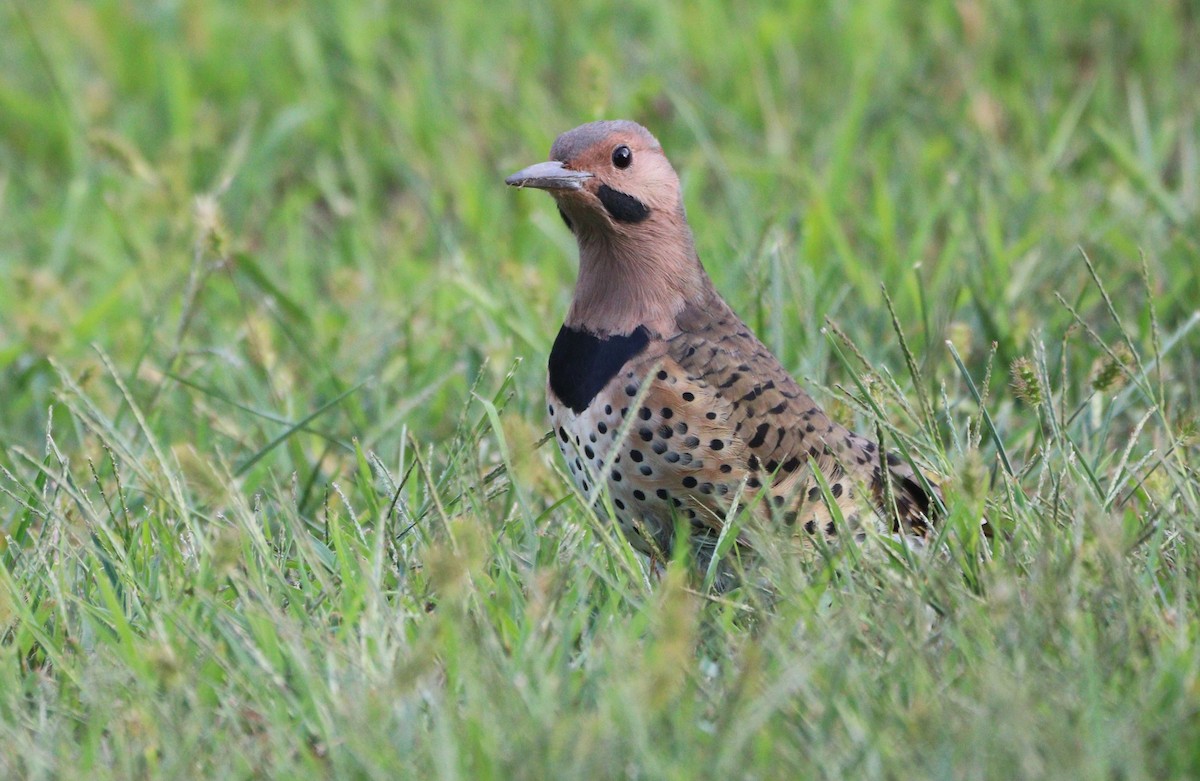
[1,0,1198,777]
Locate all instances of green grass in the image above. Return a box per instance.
[2,0,1199,777]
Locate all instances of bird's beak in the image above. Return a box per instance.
[505,161,593,191]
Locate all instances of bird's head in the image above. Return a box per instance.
[506,120,710,336]
[505,120,684,239]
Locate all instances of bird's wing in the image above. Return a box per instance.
[657,298,940,535]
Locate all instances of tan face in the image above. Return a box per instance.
[506,120,683,237]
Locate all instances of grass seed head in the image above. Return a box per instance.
[1010,356,1043,407]
[1090,343,1134,393]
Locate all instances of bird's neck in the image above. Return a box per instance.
[565,225,709,339]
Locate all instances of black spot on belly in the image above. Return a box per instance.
[548,325,650,413]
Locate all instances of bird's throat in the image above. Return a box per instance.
[566,229,707,338]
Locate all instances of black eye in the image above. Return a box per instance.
[611,144,632,169]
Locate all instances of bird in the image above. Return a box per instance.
[506,120,946,577]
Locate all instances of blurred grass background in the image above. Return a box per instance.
[1,0,1198,778]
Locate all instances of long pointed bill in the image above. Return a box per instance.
[505,161,593,191]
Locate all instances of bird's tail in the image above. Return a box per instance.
[874,455,993,539]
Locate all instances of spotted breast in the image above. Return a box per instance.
[547,287,937,566]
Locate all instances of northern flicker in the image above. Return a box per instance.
[506,120,947,574]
